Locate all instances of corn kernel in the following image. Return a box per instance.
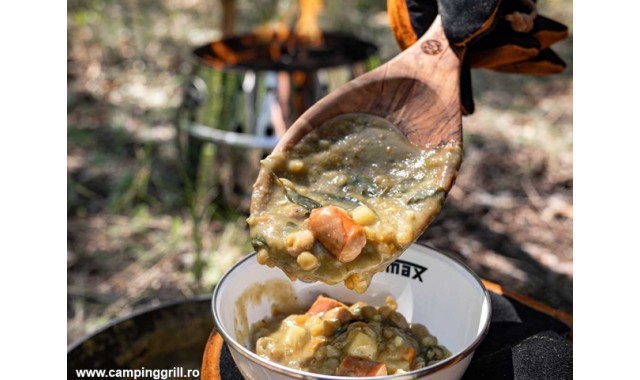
[287,159,305,174]
[256,249,269,265]
[385,295,398,311]
[332,174,349,187]
[351,205,377,226]
[297,251,320,270]
[286,230,315,256]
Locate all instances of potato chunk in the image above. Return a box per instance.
[345,331,378,360]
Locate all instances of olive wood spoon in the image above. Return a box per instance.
[252,16,463,212]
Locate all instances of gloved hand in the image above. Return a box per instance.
[387,0,568,114]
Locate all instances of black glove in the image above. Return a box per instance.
[387,0,568,115]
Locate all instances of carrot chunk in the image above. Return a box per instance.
[306,295,347,315]
[337,356,388,377]
[402,346,416,362]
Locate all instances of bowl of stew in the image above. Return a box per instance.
[212,243,491,380]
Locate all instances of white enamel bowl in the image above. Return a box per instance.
[212,244,491,380]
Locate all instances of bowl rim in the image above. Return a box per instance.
[212,243,492,379]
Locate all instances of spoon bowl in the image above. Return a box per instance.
[248,16,465,291]
[252,16,464,212]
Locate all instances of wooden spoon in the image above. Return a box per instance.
[252,16,463,204]
[272,15,461,152]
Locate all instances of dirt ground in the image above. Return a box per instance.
[67,0,572,344]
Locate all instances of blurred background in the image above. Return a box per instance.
[67,0,572,344]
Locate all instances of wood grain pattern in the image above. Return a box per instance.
[273,16,462,153]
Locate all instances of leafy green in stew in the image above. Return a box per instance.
[251,295,451,376]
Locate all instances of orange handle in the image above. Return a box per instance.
[201,330,225,380]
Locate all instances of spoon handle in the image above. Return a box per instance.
[380,15,463,148]
[272,16,463,153]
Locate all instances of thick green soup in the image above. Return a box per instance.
[247,113,462,292]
